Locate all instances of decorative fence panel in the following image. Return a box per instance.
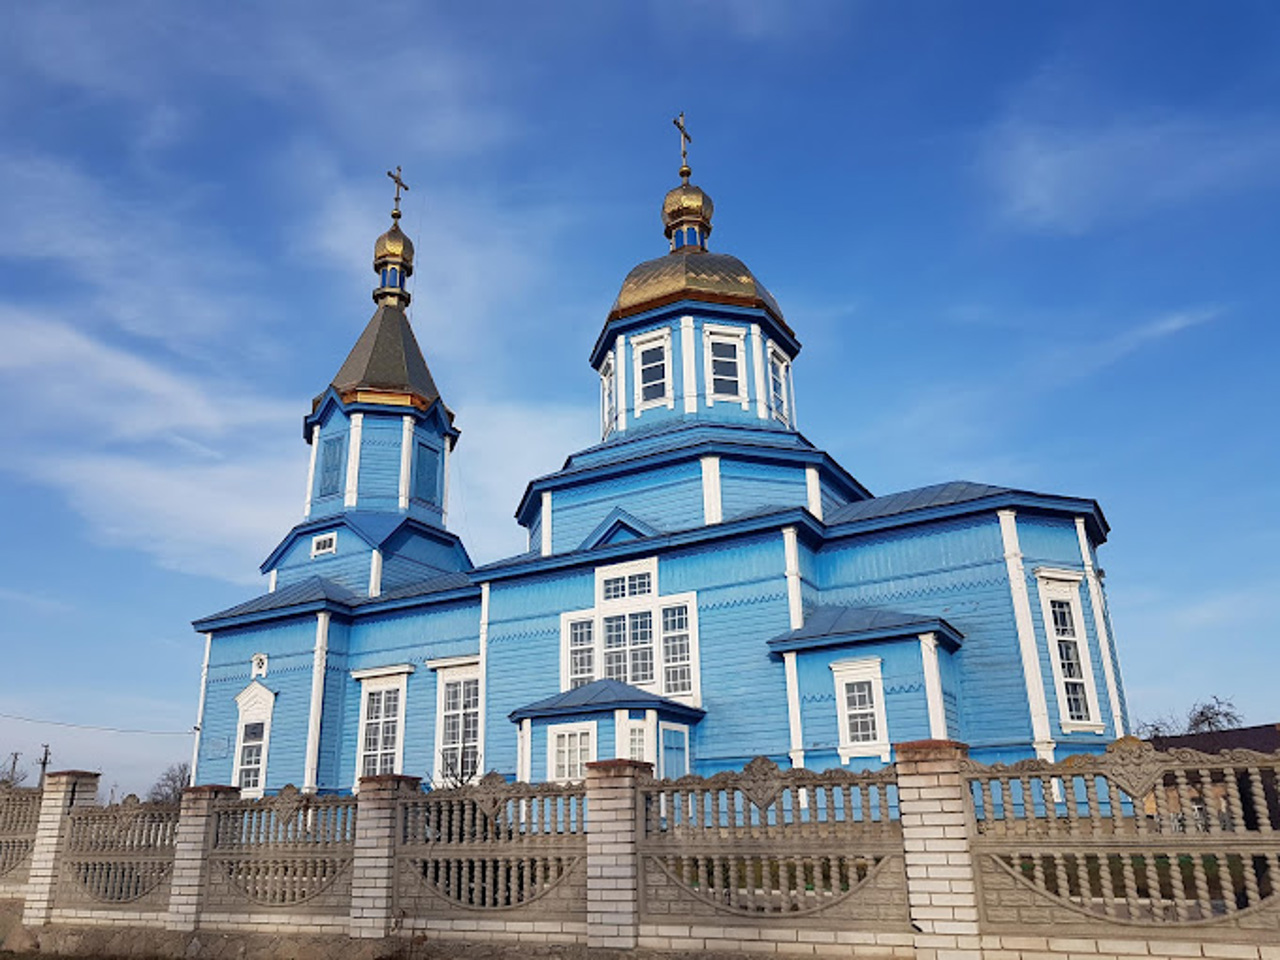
[55,796,179,913]
[964,737,1280,941]
[0,786,41,895]
[637,757,909,929]
[205,786,357,917]
[396,773,588,925]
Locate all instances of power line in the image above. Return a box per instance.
[0,711,192,737]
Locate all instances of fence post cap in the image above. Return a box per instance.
[894,739,970,760]
[585,759,653,774]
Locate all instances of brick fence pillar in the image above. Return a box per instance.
[895,740,983,960]
[22,770,101,927]
[166,785,239,931]
[350,774,420,938]
[584,759,649,950]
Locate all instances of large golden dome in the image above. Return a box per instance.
[374,221,414,266]
[609,249,789,331]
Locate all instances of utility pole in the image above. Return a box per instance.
[38,744,50,787]
[5,751,18,785]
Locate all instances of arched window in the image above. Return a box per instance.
[380,268,388,287]
[389,267,398,287]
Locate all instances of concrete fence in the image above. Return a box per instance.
[2,739,1280,960]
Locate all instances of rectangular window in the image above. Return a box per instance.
[413,443,440,503]
[710,337,741,399]
[769,353,790,424]
[311,532,337,557]
[550,724,594,782]
[601,355,616,438]
[1050,599,1091,723]
[318,437,344,497]
[629,726,646,762]
[640,345,667,403]
[603,576,627,600]
[661,604,692,694]
[440,677,480,782]
[568,620,594,688]
[360,688,400,777]
[831,658,889,762]
[238,722,265,790]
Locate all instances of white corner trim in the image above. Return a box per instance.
[425,654,481,671]
[614,709,630,760]
[303,424,320,518]
[368,549,383,598]
[442,436,452,524]
[477,582,490,778]
[267,569,277,593]
[1076,517,1125,736]
[701,455,722,525]
[189,632,212,786]
[517,718,532,782]
[750,324,767,419]
[999,510,1054,755]
[615,333,627,432]
[782,526,803,630]
[350,663,416,681]
[344,413,363,508]
[784,651,804,768]
[805,465,823,521]
[540,490,553,557]
[919,633,948,740]
[303,612,330,793]
[398,415,414,511]
[680,315,697,413]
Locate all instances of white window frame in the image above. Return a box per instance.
[600,352,617,438]
[559,557,701,705]
[657,721,691,779]
[433,660,482,786]
[352,664,413,788]
[632,328,674,414]
[768,347,791,425]
[233,681,275,799]
[702,323,748,408]
[547,720,597,783]
[311,532,337,557]
[1035,569,1105,734]
[831,658,890,762]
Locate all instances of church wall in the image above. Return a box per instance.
[307,410,350,522]
[316,618,350,792]
[199,618,317,789]
[1017,515,1087,568]
[550,461,704,552]
[354,414,403,512]
[718,458,807,520]
[815,516,1035,754]
[484,568,596,778]
[527,711,617,783]
[274,532,371,594]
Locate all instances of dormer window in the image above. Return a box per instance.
[632,329,673,412]
[311,532,337,557]
[413,443,440,503]
[769,349,791,425]
[318,437,344,497]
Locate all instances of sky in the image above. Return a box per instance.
[0,1,1277,796]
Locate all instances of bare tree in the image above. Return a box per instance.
[1137,695,1244,739]
[146,762,190,803]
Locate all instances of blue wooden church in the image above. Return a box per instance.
[190,153,1129,796]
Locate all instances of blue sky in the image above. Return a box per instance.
[0,1,1276,795]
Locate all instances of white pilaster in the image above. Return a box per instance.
[615,333,627,432]
[477,582,490,776]
[344,413,363,508]
[614,709,630,759]
[645,709,658,767]
[303,611,330,793]
[805,465,823,520]
[267,569,277,593]
[540,490,553,556]
[303,424,320,517]
[919,632,948,740]
[368,549,383,598]
[782,525,803,630]
[680,315,697,413]
[784,651,804,768]
[442,437,452,524]
[189,632,212,785]
[750,323,767,419]
[999,509,1054,760]
[1076,517,1124,736]
[700,455,722,524]
[398,415,414,511]
[518,718,531,782]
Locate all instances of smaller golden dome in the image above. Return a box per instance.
[374,220,415,267]
[662,181,714,237]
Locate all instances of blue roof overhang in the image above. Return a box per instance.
[513,439,868,527]
[588,299,801,370]
[303,387,459,443]
[258,513,471,575]
[508,679,706,724]
[767,606,964,657]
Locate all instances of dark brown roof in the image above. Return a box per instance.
[1150,723,1280,754]
[330,304,441,406]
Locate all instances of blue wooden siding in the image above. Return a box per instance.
[528,713,616,783]
[356,415,404,512]
[551,462,703,553]
[275,537,371,594]
[719,459,807,520]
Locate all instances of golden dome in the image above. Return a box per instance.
[662,181,714,237]
[608,249,790,332]
[374,220,415,267]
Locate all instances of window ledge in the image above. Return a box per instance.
[838,743,891,763]
[1061,720,1107,734]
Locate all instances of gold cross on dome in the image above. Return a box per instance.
[387,166,410,214]
[673,112,692,175]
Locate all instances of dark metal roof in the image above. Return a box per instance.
[508,678,705,723]
[331,304,441,405]
[1149,724,1280,755]
[825,481,1013,525]
[768,604,963,654]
